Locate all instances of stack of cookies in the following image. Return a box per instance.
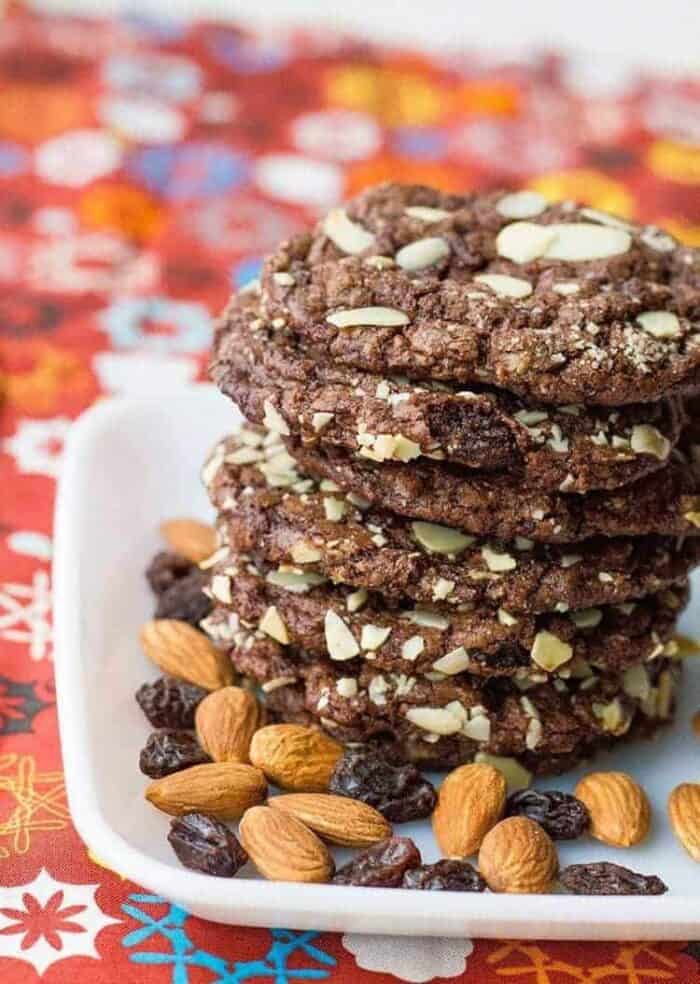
[201,182,700,778]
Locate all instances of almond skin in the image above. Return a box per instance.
[432,763,507,856]
[249,724,343,791]
[239,805,334,882]
[478,816,558,893]
[160,518,217,563]
[140,619,233,691]
[145,762,266,820]
[574,771,651,847]
[269,793,391,847]
[668,782,700,861]
[195,686,262,763]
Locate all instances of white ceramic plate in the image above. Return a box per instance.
[54,386,700,939]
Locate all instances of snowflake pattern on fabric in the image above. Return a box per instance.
[0,676,51,735]
[0,571,52,662]
[0,868,119,975]
[121,895,336,983]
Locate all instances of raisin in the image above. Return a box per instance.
[403,860,486,892]
[147,551,193,595]
[332,836,421,887]
[136,676,207,729]
[139,730,210,778]
[329,748,437,822]
[505,789,590,840]
[155,568,212,627]
[560,862,667,896]
[168,813,248,876]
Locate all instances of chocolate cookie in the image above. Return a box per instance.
[212,295,685,492]
[202,556,684,680]
[211,627,678,773]
[251,182,700,406]
[204,430,700,613]
[288,440,700,544]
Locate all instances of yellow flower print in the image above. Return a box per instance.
[647,139,700,184]
[325,65,444,126]
[528,169,635,217]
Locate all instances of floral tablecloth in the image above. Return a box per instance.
[1,8,699,982]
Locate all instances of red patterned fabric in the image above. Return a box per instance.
[0,9,699,981]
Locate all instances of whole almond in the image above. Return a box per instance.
[574,771,650,847]
[160,518,217,563]
[145,762,266,820]
[432,763,507,856]
[668,782,700,861]
[239,805,334,882]
[478,816,558,894]
[249,724,342,791]
[269,793,391,847]
[140,619,233,691]
[196,686,262,763]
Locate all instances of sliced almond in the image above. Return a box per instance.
[160,518,217,563]
[411,521,474,555]
[249,724,343,791]
[145,762,266,819]
[195,686,262,763]
[496,190,548,219]
[239,805,334,882]
[259,605,290,645]
[404,205,452,221]
[473,273,533,298]
[433,762,506,856]
[530,630,573,672]
[630,424,670,460]
[325,610,360,661]
[326,307,409,328]
[575,771,651,847]
[269,793,391,847]
[636,310,681,339]
[395,236,449,271]
[322,208,375,254]
[140,619,233,691]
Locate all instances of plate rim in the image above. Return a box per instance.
[53,391,700,939]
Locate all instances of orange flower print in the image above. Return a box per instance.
[346,155,471,197]
[0,85,90,143]
[528,168,635,217]
[453,80,521,118]
[79,183,164,244]
[0,342,96,416]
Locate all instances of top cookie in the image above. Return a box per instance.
[253,182,700,406]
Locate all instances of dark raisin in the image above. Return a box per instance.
[139,730,210,778]
[329,748,437,822]
[403,860,486,892]
[136,676,207,729]
[155,568,212,627]
[332,836,421,887]
[147,551,193,595]
[168,813,248,876]
[505,789,590,840]
[559,862,667,896]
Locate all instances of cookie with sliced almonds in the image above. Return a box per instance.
[211,295,685,492]
[289,439,700,544]
[203,430,700,615]
[249,182,700,406]
[206,623,680,774]
[202,557,685,681]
